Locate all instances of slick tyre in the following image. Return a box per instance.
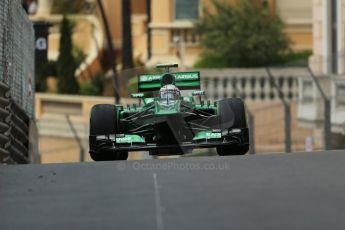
[89,104,128,161]
[216,98,249,156]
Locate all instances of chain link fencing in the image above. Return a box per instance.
[199,68,327,154]
[0,0,36,164]
[0,0,35,118]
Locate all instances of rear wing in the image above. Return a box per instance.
[138,71,200,92]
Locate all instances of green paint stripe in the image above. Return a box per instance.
[176,81,200,87]
[139,83,161,89]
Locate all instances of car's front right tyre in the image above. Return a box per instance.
[217,144,249,156]
[216,98,249,156]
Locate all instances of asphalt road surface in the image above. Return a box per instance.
[1,150,345,230]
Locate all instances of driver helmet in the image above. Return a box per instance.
[159,84,180,104]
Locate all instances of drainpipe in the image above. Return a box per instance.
[147,0,152,60]
[323,0,332,74]
[336,0,343,74]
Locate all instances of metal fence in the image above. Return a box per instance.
[0,0,35,164]
[0,0,35,118]
[198,68,326,154]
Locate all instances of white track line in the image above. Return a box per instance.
[153,173,164,230]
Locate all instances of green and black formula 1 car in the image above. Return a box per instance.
[89,64,249,161]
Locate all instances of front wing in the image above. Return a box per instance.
[89,128,249,154]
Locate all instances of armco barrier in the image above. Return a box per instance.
[0,82,12,163]
[0,81,31,164]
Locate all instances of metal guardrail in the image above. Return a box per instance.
[10,102,30,163]
[0,82,12,163]
[0,82,30,164]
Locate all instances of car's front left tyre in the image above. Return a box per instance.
[89,104,128,161]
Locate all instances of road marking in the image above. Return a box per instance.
[153,173,164,230]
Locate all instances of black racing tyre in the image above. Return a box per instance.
[89,104,128,161]
[218,98,247,130]
[217,144,249,156]
[216,98,249,156]
[90,150,128,161]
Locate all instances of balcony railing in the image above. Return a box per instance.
[170,28,201,47]
[199,68,309,102]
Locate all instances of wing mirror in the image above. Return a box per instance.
[131,93,144,98]
[131,93,144,106]
[192,90,205,96]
